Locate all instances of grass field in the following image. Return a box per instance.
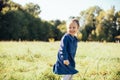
[0,41,120,80]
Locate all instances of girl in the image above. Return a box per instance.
[53,18,80,80]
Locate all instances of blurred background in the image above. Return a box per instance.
[0,1,120,80]
[0,0,120,42]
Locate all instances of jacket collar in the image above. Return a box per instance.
[65,33,78,41]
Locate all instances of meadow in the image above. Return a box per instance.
[0,41,120,80]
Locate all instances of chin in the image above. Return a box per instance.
[70,34,75,36]
[67,32,75,36]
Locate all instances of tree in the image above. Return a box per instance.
[24,3,41,17]
[79,6,102,41]
[0,0,9,10]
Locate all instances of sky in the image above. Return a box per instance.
[12,0,120,21]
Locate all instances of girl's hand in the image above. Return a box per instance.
[63,60,69,65]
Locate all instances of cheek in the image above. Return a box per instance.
[67,28,71,31]
[67,29,70,32]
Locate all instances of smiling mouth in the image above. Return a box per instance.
[70,31,75,33]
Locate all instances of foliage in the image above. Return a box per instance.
[0,1,64,41]
[80,6,120,42]
[0,1,120,42]
[24,3,41,17]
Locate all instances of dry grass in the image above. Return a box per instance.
[0,41,120,80]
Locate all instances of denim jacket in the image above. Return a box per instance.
[53,33,78,75]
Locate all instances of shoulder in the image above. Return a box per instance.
[59,33,70,45]
[61,33,69,40]
[64,33,78,41]
[61,33,78,42]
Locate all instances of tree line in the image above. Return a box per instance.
[0,0,64,41]
[79,6,120,42]
[0,0,120,42]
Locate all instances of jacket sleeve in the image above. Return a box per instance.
[59,36,68,60]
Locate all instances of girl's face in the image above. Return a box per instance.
[67,21,79,36]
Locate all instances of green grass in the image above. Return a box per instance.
[0,41,120,80]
